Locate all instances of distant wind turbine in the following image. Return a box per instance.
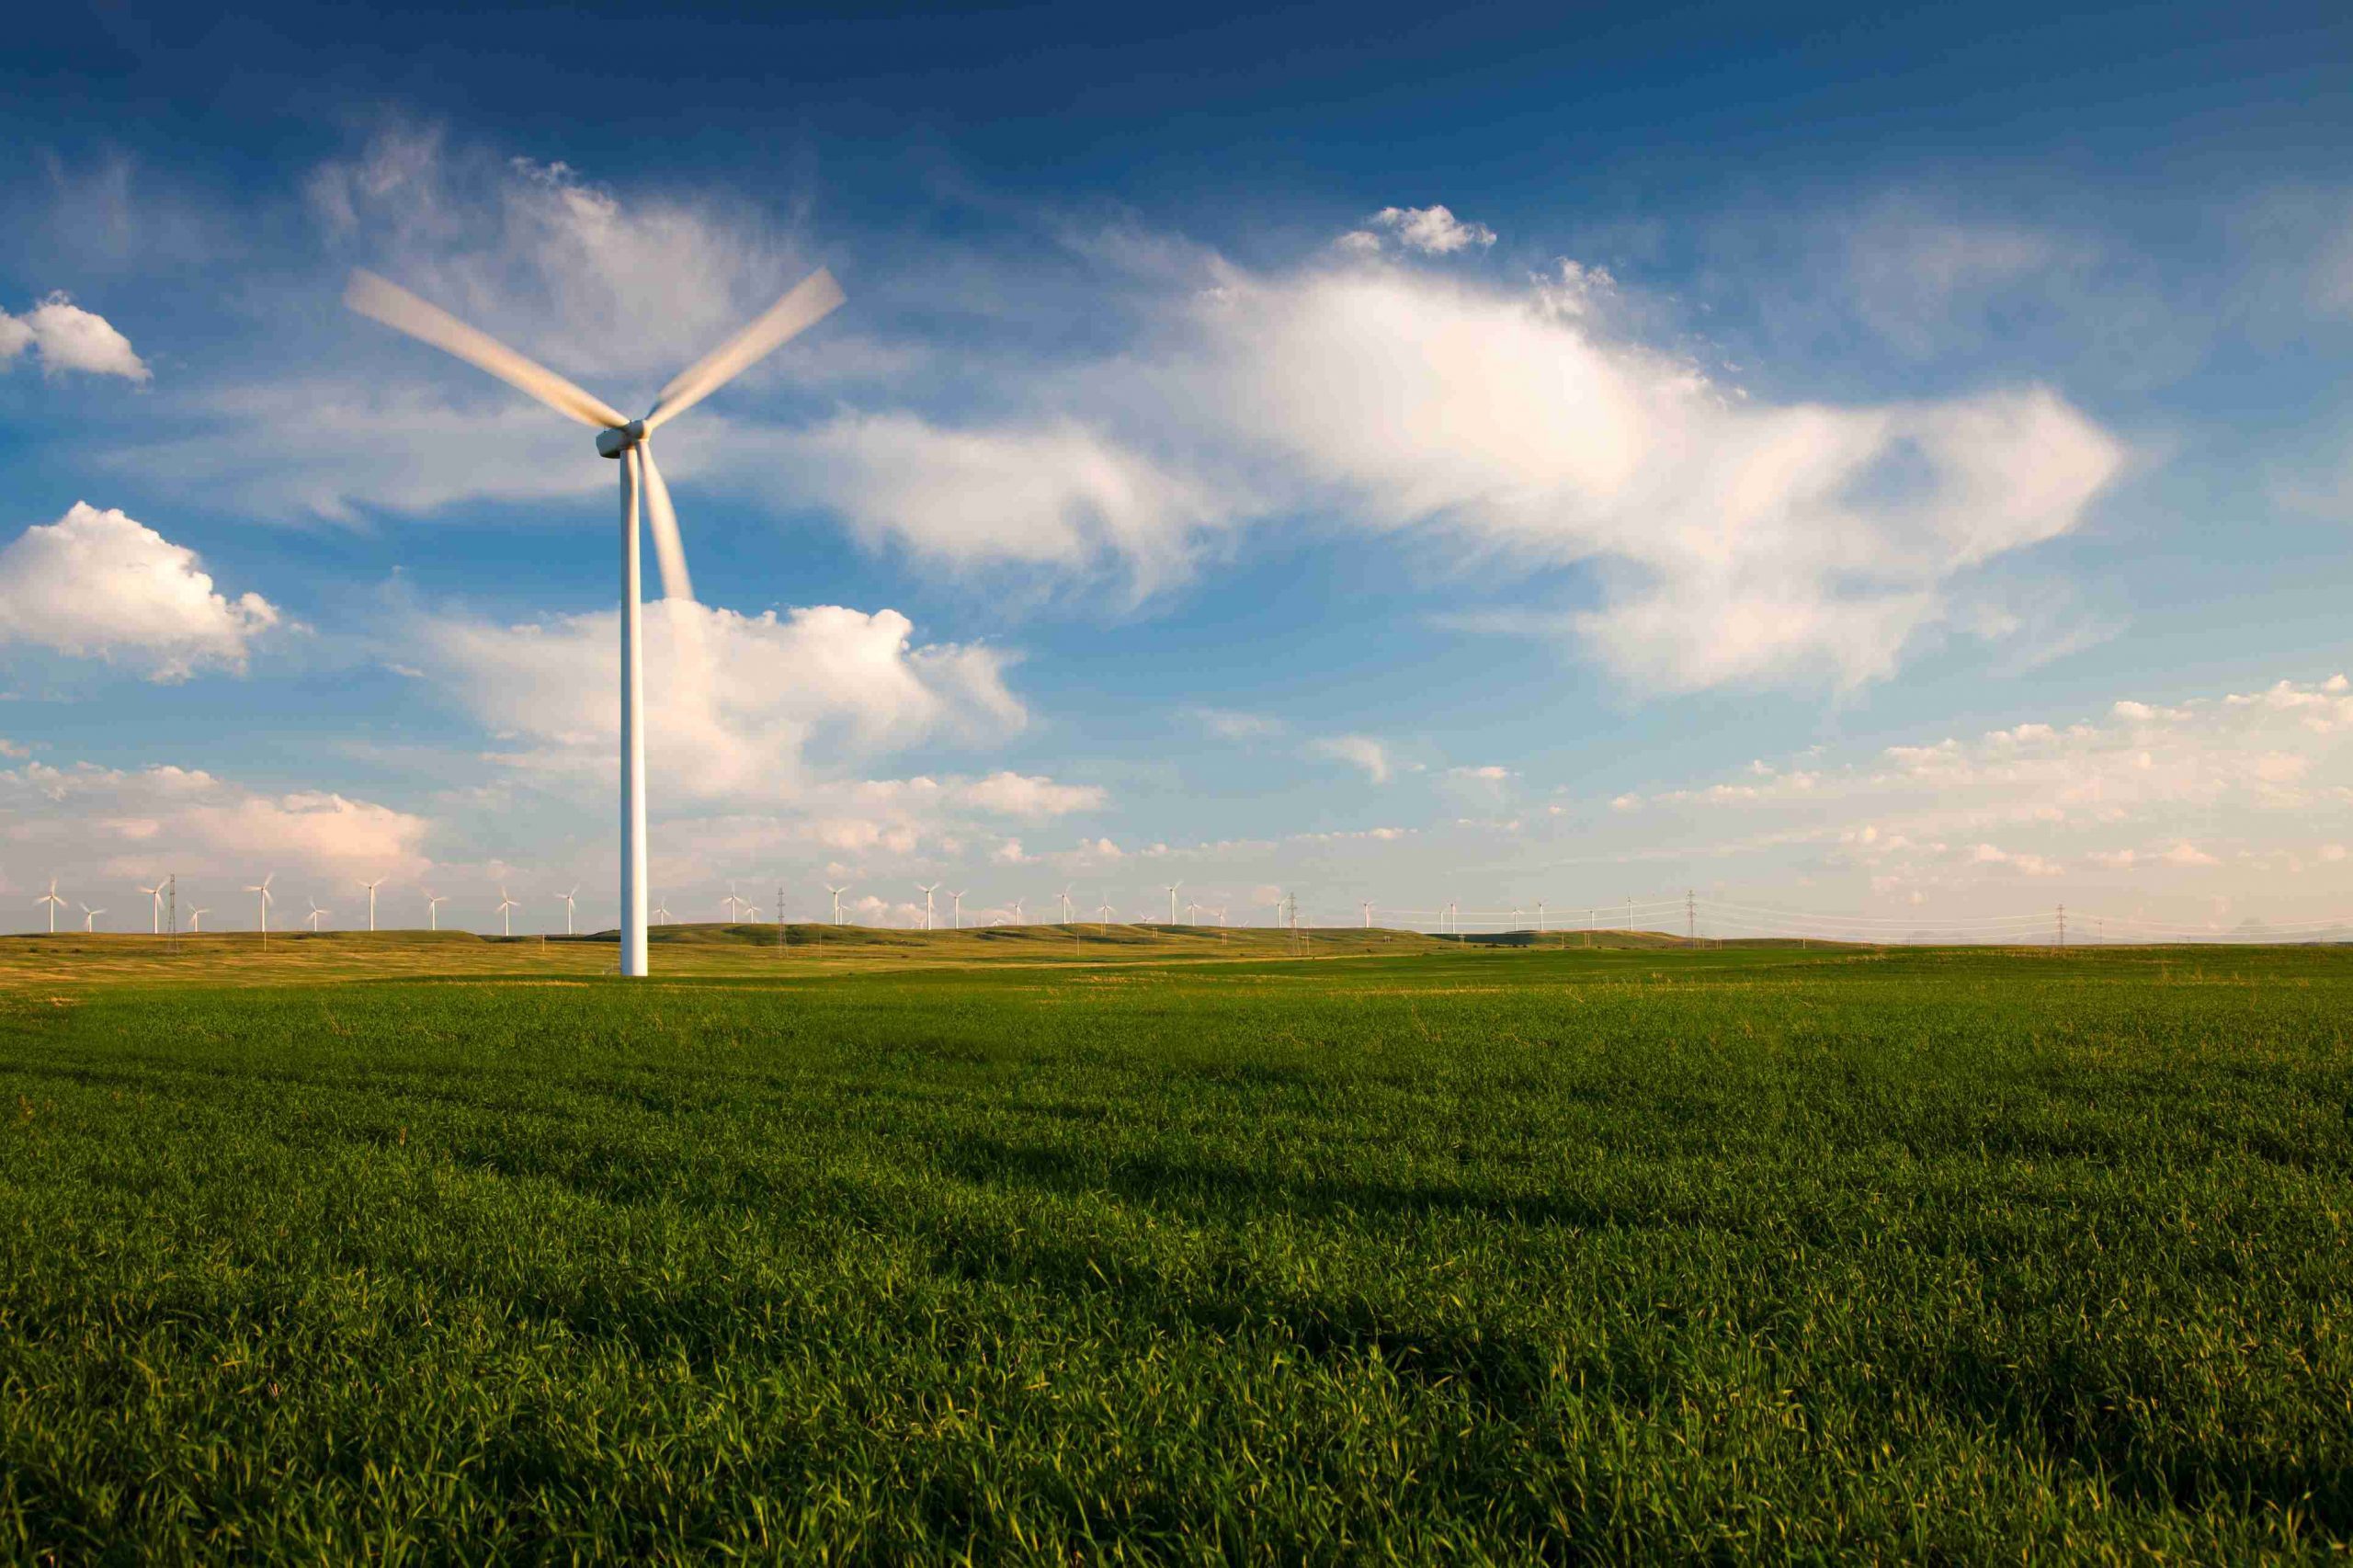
[1186,899,1199,924]
[1361,900,1374,928]
[652,897,672,924]
[359,877,386,932]
[246,874,274,937]
[557,884,579,936]
[1166,881,1182,925]
[949,890,966,928]
[80,903,105,933]
[1059,885,1074,925]
[306,898,330,933]
[347,259,845,980]
[495,888,518,937]
[824,883,847,925]
[36,879,64,934]
[188,907,210,932]
[425,891,448,930]
[1097,898,1114,922]
[917,882,940,931]
[1010,897,1024,926]
[723,884,745,923]
[138,880,165,935]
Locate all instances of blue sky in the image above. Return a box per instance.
[4,1,2352,937]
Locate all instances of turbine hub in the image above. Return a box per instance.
[596,419,647,459]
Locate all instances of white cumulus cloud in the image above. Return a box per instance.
[1360,205,1499,256]
[0,504,281,680]
[0,293,150,381]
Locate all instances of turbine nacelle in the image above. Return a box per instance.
[595,420,648,460]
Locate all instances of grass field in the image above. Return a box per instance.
[0,936,2345,1561]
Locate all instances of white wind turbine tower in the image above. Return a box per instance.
[824,883,847,925]
[425,892,448,930]
[36,879,64,934]
[1187,899,1199,924]
[1361,900,1373,928]
[188,907,210,932]
[80,903,105,933]
[949,890,966,928]
[1058,886,1074,925]
[359,877,386,932]
[246,874,274,937]
[1536,899,1546,935]
[1165,881,1182,925]
[138,880,165,935]
[1009,897,1025,926]
[347,262,846,980]
[1097,897,1114,923]
[917,882,940,931]
[652,897,672,924]
[306,899,330,933]
[495,889,519,937]
[557,885,580,936]
[722,884,745,923]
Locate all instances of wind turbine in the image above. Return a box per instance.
[346,261,846,980]
[245,873,274,937]
[722,884,745,923]
[138,880,165,934]
[425,891,448,930]
[80,903,105,933]
[306,899,330,933]
[188,907,210,932]
[1186,899,1199,923]
[557,885,579,936]
[1010,897,1024,926]
[1166,881,1182,925]
[949,890,966,928]
[824,883,847,925]
[917,882,939,931]
[495,888,518,937]
[36,879,63,934]
[652,897,672,924]
[1097,898,1114,923]
[359,877,386,932]
[1361,900,1374,928]
[1058,885,1074,925]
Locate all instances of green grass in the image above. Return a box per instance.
[0,942,2346,1561]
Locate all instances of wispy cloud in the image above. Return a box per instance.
[1306,734,1392,784]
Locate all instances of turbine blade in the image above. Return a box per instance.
[644,267,843,431]
[344,269,629,430]
[637,445,696,604]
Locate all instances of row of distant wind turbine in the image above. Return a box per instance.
[31,872,1336,936]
